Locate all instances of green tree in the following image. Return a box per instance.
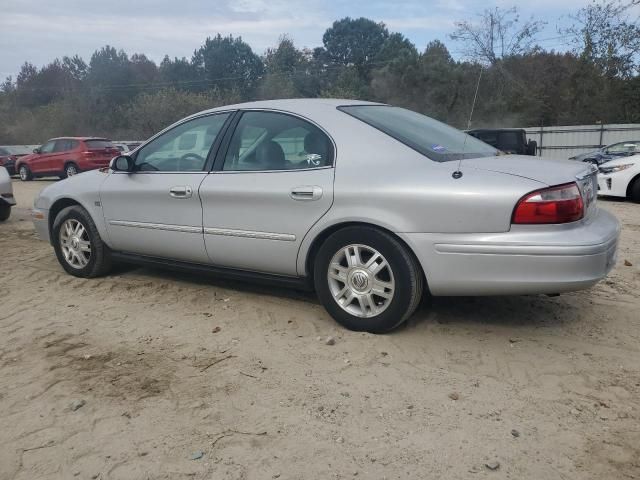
[321,17,389,69]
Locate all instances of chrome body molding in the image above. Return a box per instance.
[109,220,202,234]
[204,226,296,242]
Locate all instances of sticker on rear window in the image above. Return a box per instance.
[431,144,447,152]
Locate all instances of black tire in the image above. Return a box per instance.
[314,226,424,333]
[18,165,32,181]
[0,203,10,221]
[629,177,640,203]
[61,162,79,179]
[52,205,112,278]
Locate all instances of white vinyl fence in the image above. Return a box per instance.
[521,124,640,160]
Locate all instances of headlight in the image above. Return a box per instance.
[599,163,634,174]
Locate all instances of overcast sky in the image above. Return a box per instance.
[0,0,622,79]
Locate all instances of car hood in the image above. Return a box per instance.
[462,155,596,186]
[18,152,38,163]
[599,154,640,168]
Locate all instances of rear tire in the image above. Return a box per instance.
[629,177,640,203]
[0,203,10,221]
[18,165,32,181]
[314,226,424,333]
[61,162,79,179]
[52,205,112,278]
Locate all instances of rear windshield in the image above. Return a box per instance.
[85,139,114,150]
[339,105,498,162]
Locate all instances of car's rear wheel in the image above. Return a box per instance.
[62,162,79,179]
[52,205,112,278]
[0,203,10,221]
[19,165,32,181]
[314,226,424,333]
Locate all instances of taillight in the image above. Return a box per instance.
[512,182,584,224]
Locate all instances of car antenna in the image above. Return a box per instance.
[453,65,484,180]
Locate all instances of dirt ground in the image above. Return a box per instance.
[1,178,639,480]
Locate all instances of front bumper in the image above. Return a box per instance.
[597,172,628,198]
[401,208,620,296]
[31,208,50,243]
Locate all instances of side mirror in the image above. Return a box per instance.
[109,155,135,172]
[33,147,41,154]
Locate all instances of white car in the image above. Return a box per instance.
[597,154,640,202]
[0,166,16,221]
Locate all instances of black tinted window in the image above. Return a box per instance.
[223,111,333,171]
[340,106,498,162]
[85,140,114,150]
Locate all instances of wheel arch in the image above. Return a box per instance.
[302,221,429,293]
[48,198,87,242]
[625,172,640,200]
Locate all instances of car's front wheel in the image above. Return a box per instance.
[0,203,10,221]
[52,205,112,278]
[18,165,32,181]
[314,226,424,333]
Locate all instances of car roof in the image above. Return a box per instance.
[198,98,385,117]
[47,137,111,141]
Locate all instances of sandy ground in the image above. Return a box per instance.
[1,178,639,480]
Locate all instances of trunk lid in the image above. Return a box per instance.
[463,154,599,218]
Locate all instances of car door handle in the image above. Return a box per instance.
[169,186,192,199]
[290,186,323,201]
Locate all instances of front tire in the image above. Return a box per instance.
[0,203,10,221]
[629,177,640,203]
[52,205,112,278]
[314,226,424,333]
[19,165,32,181]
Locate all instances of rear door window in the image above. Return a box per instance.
[85,140,114,150]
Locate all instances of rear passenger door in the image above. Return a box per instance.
[50,139,72,173]
[200,110,335,276]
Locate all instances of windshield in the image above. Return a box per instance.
[339,105,498,162]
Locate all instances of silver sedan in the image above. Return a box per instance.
[0,166,16,221]
[31,99,620,333]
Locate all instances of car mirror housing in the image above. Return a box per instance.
[33,147,41,154]
[110,155,134,172]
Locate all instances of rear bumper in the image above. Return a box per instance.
[400,208,620,296]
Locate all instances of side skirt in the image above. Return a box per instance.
[111,252,314,291]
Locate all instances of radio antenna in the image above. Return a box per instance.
[453,64,484,180]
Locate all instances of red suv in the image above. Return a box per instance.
[15,137,120,181]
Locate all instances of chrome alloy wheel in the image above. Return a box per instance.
[19,166,28,180]
[327,244,395,318]
[66,164,78,176]
[59,219,91,269]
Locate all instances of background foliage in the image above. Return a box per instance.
[1,1,639,143]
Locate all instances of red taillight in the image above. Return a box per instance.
[512,182,584,224]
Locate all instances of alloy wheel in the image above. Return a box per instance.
[66,164,78,176]
[327,244,395,318]
[59,219,92,269]
[19,166,28,180]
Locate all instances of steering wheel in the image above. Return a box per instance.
[178,153,205,171]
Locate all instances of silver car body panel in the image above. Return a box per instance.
[0,166,16,206]
[30,99,620,296]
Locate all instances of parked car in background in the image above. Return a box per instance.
[15,137,120,181]
[113,141,143,153]
[31,99,619,333]
[570,141,640,165]
[597,154,640,202]
[0,145,33,175]
[0,166,16,221]
[466,128,537,156]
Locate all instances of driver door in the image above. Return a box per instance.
[100,112,233,263]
